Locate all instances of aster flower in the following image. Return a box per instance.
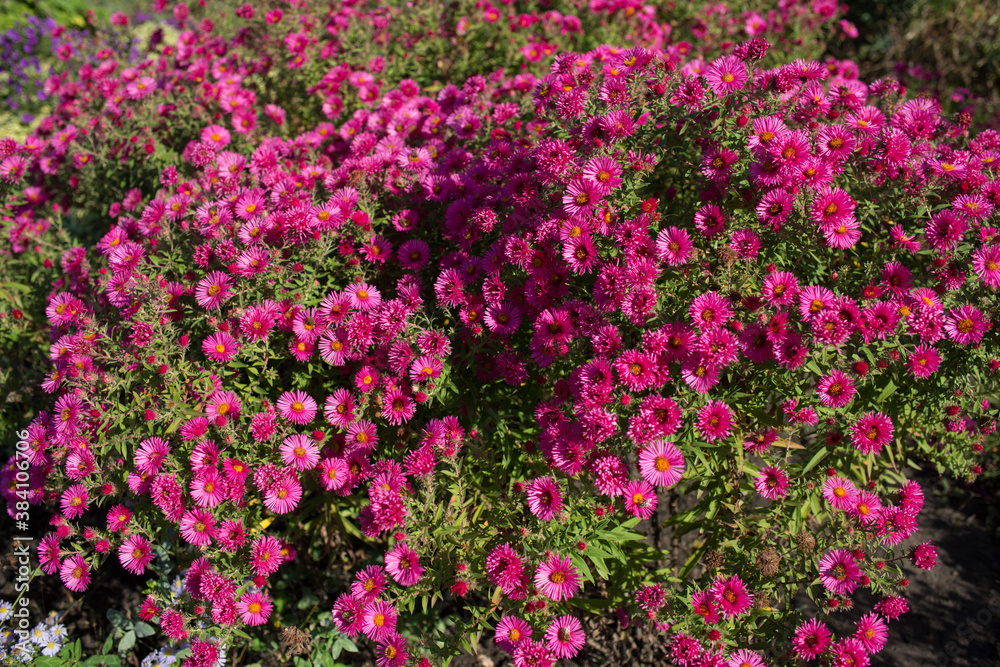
[190,469,226,508]
[376,633,408,667]
[179,509,216,546]
[495,616,533,653]
[972,244,1000,288]
[362,600,398,642]
[351,565,387,603]
[944,305,989,345]
[332,593,367,636]
[237,592,273,626]
[623,480,657,519]
[854,613,888,653]
[263,473,302,514]
[385,542,424,587]
[582,156,622,195]
[135,437,171,475]
[346,282,382,312]
[60,554,91,592]
[202,331,239,363]
[696,400,734,443]
[691,590,721,624]
[818,548,862,596]
[656,226,694,266]
[281,434,320,471]
[324,388,356,428]
[118,535,154,575]
[908,344,941,379]
[710,574,753,618]
[822,475,858,510]
[638,440,685,487]
[754,466,789,500]
[250,535,284,576]
[106,504,132,533]
[526,477,562,521]
[850,490,883,525]
[194,271,232,310]
[705,54,747,96]
[816,370,856,408]
[793,618,832,660]
[382,385,416,425]
[831,638,869,667]
[727,649,766,667]
[689,292,732,330]
[534,554,581,602]
[545,616,585,659]
[206,390,241,423]
[850,411,894,455]
[562,178,601,217]
[60,484,89,519]
[276,390,318,425]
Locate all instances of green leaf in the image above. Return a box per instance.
[133,622,155,638]
[106,609,130,632]
[33,658,62,667]
[118,630,136,653]
[802,446,829,474]
[877,380,897,403]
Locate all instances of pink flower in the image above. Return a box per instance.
[945,305,989,344]
[822,475,858,510]
[203,331,238,362]
[908,344,941,378]
[362,600,398,642]
[972,244,1000,288]
[346,282,382,312]
[638,440,685,487]
[854,612,888,653]
[793,618,831,660]
[385,542,424,587]
[696,400,733,443]
[691,590,721,624]
[623,480,657,519]
[689,292,732,329]
[118,535,154,575]
[60,554,91,592]
[705,54,747,96]
[850,411,894,455]
[710,574,753,618]
[263,473,302,514]
[526,477,562,521]
[495,616,533,653]
[194,271,232,310]
[250,535,284,576]
[179,509,216,546]
[60,484,89,519]
[376,633,408,667]
[281,434,320,471]
[276,390,318,425]
[207,390,241,423]
[351,565,387,603]
[534,554,581,602]
[237,591,273,626]
[726,649,765,667]
[754,466,789,500]
[816,370,856,408]
[545,616,585,659]
[656,227,694,266]
[562,178,601,217]
[818,548,862,596]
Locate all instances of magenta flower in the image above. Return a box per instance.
[691,590,721,624]
[346,282,382,312]
[623,480,657,519]
[705,54,746,96]
[60,484,89,520]
[281,434,320,471]
[656,226,694,266]
[818,548,862,596]
[60,554,91,592]
[972,244,1000,288]
[194,271,232,310]
[375,633,408,667]
[638,440,685,487]
[179,509,216,546]
[854,612,888,653]
[362,600,398,642]
[534,553,581,602]
[385,542,424,587]
[526,477,562,521]
[850,411,894,455]
[237,591,273,626]
[710,574,753,618]
[545,616,585,659]
[908,344,941,378]
[562,178,601,217]
[118,535,154,575]
[276,390,318,425]
[822,475,858,511]
[945,305,989,344]
[816,370,856,408]
[754,466,789,500]
[726,649,766,667]
[495,616,532,653]
[250,536,284,576]
[792,618,832,660]
[263,474,302,514]
[689,292,732,329]
[202,331,239,363]
[696,400,734,443]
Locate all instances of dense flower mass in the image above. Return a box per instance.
[0,0,995,665]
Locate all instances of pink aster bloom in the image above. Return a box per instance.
[237,591,273,626]
[351,565,387,603]
[534,553,581,602]
[656,226,694,266]
[823,475,858,510]
[319,457,349,492]
[638,440,685,487]
[754,466,789,500]
[705,54,747,96]
[562,178,601,217]
[179,508,216,546]
[710,574,753,618]
[832,638,869,667]
[281,433,321,471]
[818,548,862,596]
[346,282,382,312]
[118,535,154,575]
[194,271,232,310]
[60,554,91,592]
[106,504,132,533]
[623,480,657,519]
[582,156,622,195]
[190,469,226,508]
[945,305,989,345]
[854,612,888,653]
[385,542,424,587]
[495,616,533,653]
[689,292,731,329]
[793,618,832,660]
[972,244,1000,288]
[362,600,398,642]
[691,590,721,624]
[276,390,318,425]
[696,400,734,443]
[409,356,443,383]
[545,616,585,659]
[382,385,416,425]
[60,483,89,519]
[908,344,941,378]
[816,369,856,408]
[250,535,284,576]
[206,390,241,423]
[263,474,302,514]
[727,649,765,667]
[376,633,408,667]
[526,477,563,521]
[331,593,366,636]
[202,331,239,363]
[850,411,894,455]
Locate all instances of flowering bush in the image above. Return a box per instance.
[1,1,999,666]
